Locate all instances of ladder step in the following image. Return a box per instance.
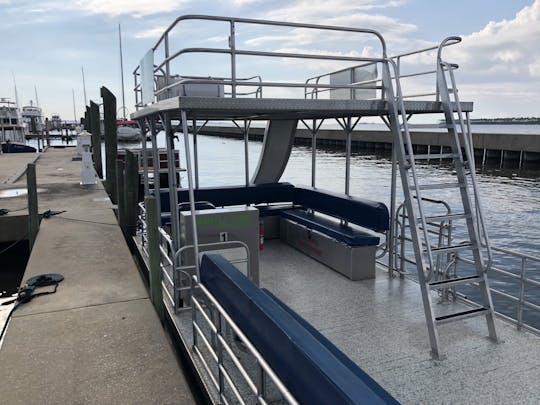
[435,307,489,325]
[409,153,456,160]
[413,182,464,190]
[429,275,480,289]
[425,213,470,223]
[430,243,473,254]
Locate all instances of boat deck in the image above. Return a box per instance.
[169,239,540,404]
[132,97,473,121]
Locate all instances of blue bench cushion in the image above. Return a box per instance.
[261,288,399,405]
[200,254,395,405]
[281,209,380,247]
[293,186,390,232]
[154,182,295,212]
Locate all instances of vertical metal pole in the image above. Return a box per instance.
[192,119,199,189]
[517,257,527,330]
[244,120,249,186]
[164,35,171,98]
[345,117,352,196]
[145,195,164,321]
[27,163,39,250]
[149,118,161,221]
[164,113,180,252]
[116,159,126,232]
[140,120,150,196]
[311,119,317,188]
[181,110,200,279]
[389,138,397,276]
[230,21,237,98]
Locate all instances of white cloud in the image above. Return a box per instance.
[529,59,540,77]
[76,0,192,17]
[135,27,168,39]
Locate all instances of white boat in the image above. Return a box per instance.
[0,98,36,153]
[132,15,540,404]
[116,119,142,142]
[21,101,44,134]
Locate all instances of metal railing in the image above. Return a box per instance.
[192,277,298,404]
[390,198,540,333]
[304,37,461,101]
[133,14,391,108]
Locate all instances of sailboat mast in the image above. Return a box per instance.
[34,85,40,108]
[81,67,88,106]
[119,23,126,119]
[72,89,77,122]
[11,71,20,109]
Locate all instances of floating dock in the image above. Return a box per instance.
[0,148,196,404]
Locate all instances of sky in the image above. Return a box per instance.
[0,0,538,121]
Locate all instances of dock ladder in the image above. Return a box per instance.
[384,41,498,359]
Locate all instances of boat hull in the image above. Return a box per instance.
[1,142,37,153]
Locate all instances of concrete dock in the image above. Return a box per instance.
[0,148,196,404]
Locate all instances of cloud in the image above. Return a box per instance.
[135,27,168,39]
[76,0,192,17]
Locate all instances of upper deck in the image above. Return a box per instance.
[131,15,471,122]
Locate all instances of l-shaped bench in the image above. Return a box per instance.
[155,182,389,280]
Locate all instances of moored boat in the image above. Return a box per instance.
[0,98,36,153]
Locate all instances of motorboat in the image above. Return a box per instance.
[1,98,36,153]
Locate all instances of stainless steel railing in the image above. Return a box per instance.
[192,277,298,404]
[305,37,461,101]
[389,198,540,333]
[133,14,390,108]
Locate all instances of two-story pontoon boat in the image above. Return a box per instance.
[132,15,539,404]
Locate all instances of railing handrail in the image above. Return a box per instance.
[152,14,387,56]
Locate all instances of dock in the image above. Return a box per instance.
[0,148,196,404]
[199,125,540,168]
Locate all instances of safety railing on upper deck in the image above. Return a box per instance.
[304,37,462,101]
[132,14,391,108]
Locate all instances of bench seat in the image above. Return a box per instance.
[281,209,380,247]
[200,254,397,404]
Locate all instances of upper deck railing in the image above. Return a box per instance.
[132,15,462,110]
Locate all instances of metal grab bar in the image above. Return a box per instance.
[192,277,298,404]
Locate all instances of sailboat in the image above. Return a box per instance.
[117,24,142,142]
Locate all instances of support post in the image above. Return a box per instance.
[27,163,39,250]
[145,195,164,321]
[124,150,139,237]
[101,86,118,202]
[90,101,103,178]
[116,159,126,232]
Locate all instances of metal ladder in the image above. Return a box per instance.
[383,55,498,359]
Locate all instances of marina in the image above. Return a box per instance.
[1,7,539,405]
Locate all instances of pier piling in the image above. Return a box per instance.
[27,163,39,249]
[89,101,103,179]
[101,86,118,203]
[116,159,126,233]
[145,195,164,321]
[124,150,139,237]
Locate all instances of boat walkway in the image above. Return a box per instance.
[0,148,196,404]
